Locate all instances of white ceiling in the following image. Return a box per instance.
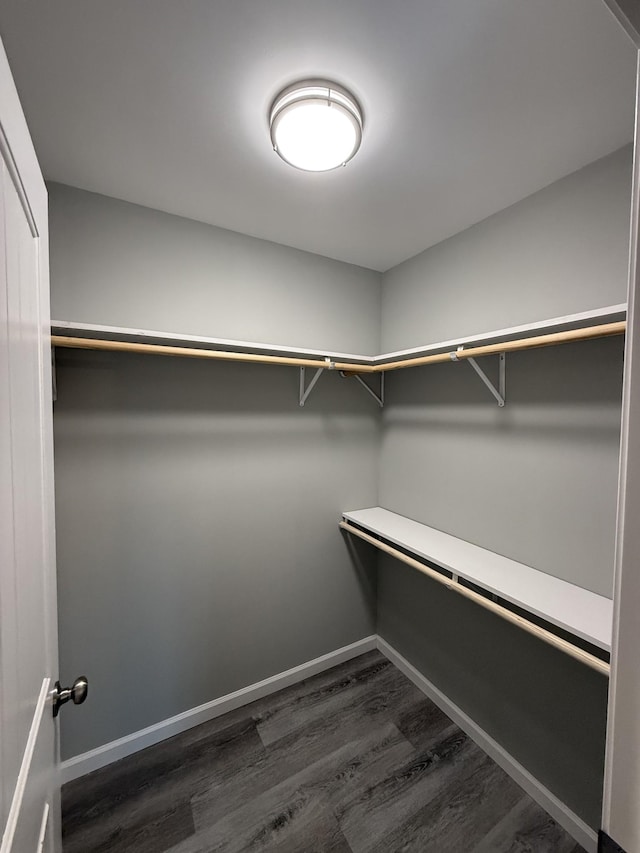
[0,0,635,272]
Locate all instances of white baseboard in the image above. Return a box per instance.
[376,636,599,853]
[60,635,377,785]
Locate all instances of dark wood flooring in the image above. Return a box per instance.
[62,651,586,852]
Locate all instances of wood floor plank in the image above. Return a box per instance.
[204,706,458,847]
[62,716,263,851]
[189,720,416,833]
[470,797,587,853]
[393,694,453,752]
[231,796,353,853]
[189,667,420,828]
[248,650,389,738]
[63,796,194,853]
[337,726,486,852]
[174,792,352,853]
[365,754,523,853]
[255,654,395,746]
[175,723,411,852]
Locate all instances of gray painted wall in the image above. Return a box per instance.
[50,187,381,759]
[377,151,629,828]
[55,351,379,760]
[379,338,624,595]
[382,146,632,351]
[49,183,382,355]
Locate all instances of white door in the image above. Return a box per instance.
[0,36,61,853]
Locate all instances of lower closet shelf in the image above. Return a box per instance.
[340,507,612,675]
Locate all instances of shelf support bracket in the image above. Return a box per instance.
[299,366,324,407]
[467,354,505,407]
[451,348,506,407]
[339,371,384,407]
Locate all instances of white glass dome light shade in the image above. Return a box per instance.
[274,102,358,172]
[269,81,363,172]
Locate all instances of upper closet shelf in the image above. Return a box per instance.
[52,303,626,367]
[50,320,369,363]
[375,303,626,364]
[51,305,626,407]
[340,507,612,674]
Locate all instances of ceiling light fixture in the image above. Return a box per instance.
[269,80,363,172]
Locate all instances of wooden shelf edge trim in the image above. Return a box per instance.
[52,320,626,375]
[339,520,610,676]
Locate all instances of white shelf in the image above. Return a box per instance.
[342,507,612,652]
[52,302,626,367]
[51,320,370,363]
[374,303,626,363]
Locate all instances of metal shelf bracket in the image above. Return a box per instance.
[300,357,385,408]
[298,357,340,406]
[299,366,325,407]
[451,347,506,407]
[340,371,384,407]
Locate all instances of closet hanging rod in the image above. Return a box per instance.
[339,520,610,676]
[49,336,377,373]
[372,320,626,372]
[51,319,625,375]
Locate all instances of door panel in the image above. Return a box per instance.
[3,680,51,853]
[0,33,59,853]
[4,156,46,733]
[0,152,21,840]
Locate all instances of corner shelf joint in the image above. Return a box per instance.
[341,370,385,408]
[300,359,385,407]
